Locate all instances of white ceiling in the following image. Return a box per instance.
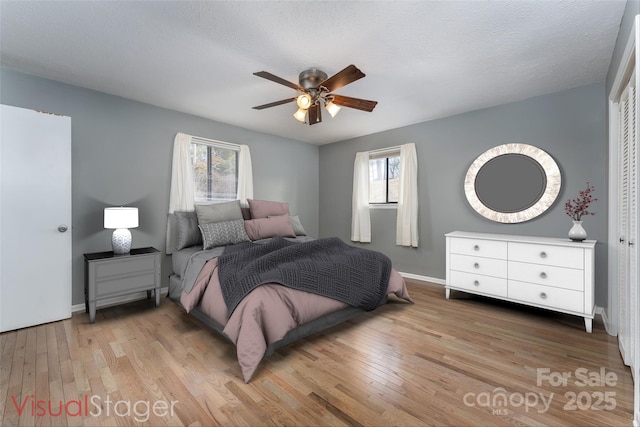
[0,1,626,145]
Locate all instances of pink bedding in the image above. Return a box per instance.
[181,257,413,382]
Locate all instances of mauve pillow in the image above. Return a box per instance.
[195,200,243,225]
[175,211,202,250]
[269,214,306,236]
[247,199,289,219]
[244,215,296,241]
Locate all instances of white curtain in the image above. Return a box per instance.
[237,145,254,207]
[351,151,371,242]
[396,143,419,247]
[166,132,195,253]
[169,132,195,213]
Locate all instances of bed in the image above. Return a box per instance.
[167,199,413,382]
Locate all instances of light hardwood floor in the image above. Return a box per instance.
[0,280,634,426]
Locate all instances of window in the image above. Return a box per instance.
[369,150,400,204]
[190,139,239,202]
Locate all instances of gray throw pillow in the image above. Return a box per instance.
[175,211,202,250]
[199,219,249,249]
[195,200,243,225]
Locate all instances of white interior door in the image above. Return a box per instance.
[0,104,72,332]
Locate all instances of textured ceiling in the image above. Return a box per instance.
[0,1,626,145]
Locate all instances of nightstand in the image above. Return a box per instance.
[84,247,161,323]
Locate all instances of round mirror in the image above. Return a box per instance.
[464,144,561,223]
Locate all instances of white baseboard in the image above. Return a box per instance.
[399,271,445,285]
[71,287,169,313]
[594,306,616,336]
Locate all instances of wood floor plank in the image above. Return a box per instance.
[0,280,634,426]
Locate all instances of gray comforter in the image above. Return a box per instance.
[218,236,392,317]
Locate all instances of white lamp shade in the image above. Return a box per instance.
[293,108,307,122]
[104,207,139,229]
[325,101,341,117]
[296,93,312,109]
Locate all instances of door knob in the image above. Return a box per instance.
[58,225,68,233]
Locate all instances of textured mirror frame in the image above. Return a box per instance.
[464,143,561,223]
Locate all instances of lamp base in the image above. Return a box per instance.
[112,228,132,254]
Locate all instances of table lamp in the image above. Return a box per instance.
[104,207,139,254]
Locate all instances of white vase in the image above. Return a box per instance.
[568,220,587,241]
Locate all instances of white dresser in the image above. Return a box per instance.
[445,231,596,332]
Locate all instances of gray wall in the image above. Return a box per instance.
[0,68,319,306]
[319,83,609,306]
[0,67,611,309]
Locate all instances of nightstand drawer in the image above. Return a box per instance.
[450,254,507,278]
[508,280,584,313]
[94,256,156,279]
[95,271,157,297]
[508,261,584,291]
[508,242,583,269]
[449,271,508,297]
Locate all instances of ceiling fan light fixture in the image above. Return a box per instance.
[293,108,307,122]
[253,65,376,125]
[296,93,312,109]
[325,101,341,118]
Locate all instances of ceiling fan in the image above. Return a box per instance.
[252,64,377,125]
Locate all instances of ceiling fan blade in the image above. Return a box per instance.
[252,98,296,110]
[253,71,303,91]
[330,95,378,112]
[308,104,322,125]
[320,64,365,92]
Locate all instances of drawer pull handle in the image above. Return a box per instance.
[540,272,547,279]
[473,280,480,287]
[540,251,547,258]
[474,263,479,269]
[540,292,547,299]
[473,245,480,251]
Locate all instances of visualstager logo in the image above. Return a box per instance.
[11,394,179,423]
[462,367,618,416]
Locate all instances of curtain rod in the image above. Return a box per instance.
[368,145,402,155]
[191,135,241,150]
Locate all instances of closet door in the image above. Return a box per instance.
[0,105,72,332]
[610,16,640,424]
[618,85,633,365]
[630,84,638,372]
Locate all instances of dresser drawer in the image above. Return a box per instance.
[508,242,583,269]
[449,271,508,297]
[450,237,507,259]
[508,261,584,291]
[508,280,584,313]
[451,254,507,278]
